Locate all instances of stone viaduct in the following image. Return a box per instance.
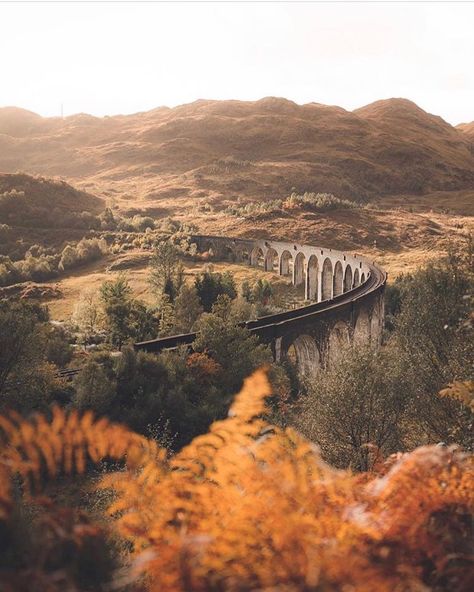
[135,235,387,375]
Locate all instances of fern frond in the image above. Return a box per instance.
[439,380,474,412]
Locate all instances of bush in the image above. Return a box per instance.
[73,360,117,413]
[296,345,412,470]
[195,270,237,312]
[225,192,358,218]
[1,372,473,592]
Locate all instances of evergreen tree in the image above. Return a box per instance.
[149,241,184,302]
[195,270,237,312]
[173,284,203,333]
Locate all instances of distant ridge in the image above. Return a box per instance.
[457,121,474,141]
[0,97,473,204]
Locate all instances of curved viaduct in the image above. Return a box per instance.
[135,235,387,374]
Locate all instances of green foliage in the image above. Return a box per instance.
[100,275,158,348]
[156,293,175,337]
[225,192,358,218]
[0,301,63,413]
[194,269,237,312]
[73,360,117,413]
[296,345,412,471]
[149,241,184,302]
[193,312,272,392]
[252,278,273,304]
[0,238,107,287]
[44,325,73,367]
[297,246,474,468]
[391,249,474,448]
[173,283,203,333]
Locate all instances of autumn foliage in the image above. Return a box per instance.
[1,370,473,591]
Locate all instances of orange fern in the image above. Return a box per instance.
[1,369,473,592]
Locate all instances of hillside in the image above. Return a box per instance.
[0,173,103,227]
[457,120,474,142]
[0,98,473,212]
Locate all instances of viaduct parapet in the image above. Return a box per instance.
[136,235,387,374]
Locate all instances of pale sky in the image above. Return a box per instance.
[1,1,473,125]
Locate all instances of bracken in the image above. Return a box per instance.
[0,369,473,591]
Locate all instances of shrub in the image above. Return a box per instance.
[1,371,473,592]
[225,192,358,218]
[194,270,237,312]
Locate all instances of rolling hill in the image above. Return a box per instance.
[457,120,474,142]
[0,173,103,227]
[0,98,473,212]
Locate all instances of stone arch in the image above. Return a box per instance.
[294,252,306,286]
[360,272,366,284]
[321,258,333,300]
[327,321,350,366]
[353,309,371,346]
[286,334,320,376]
[333,260,344,297]
[202,240,218,259]
[250,246,264,268]
[306,255,319,301]
[264,248,279,272]
[238,248,250,264]
[224,245,236,262]
[280,250,293,277]
[353,268,360,287]
[343,265,353,293]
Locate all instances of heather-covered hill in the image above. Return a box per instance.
[0,173,103,227]
[0,98,473,208]
[457,120,474,142]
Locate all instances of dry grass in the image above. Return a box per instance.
[42,255,291,321]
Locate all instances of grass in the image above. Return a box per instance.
[42,255,298,321]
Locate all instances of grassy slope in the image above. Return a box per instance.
[0,98,473,211]
[1,100,472,319]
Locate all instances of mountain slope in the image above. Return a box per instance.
[0,173,103,227]
[0,99,472,207]
[457,121,474,142]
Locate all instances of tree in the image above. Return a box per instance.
[44,325,73,367]
[128,299,159,342]
[241,280,252,302]
[393,250,473,448]
[149,241,184,302]
[252,278,273,305]
[173,284,203,333]
[99,275,158,348]
[73,360,117,414]
[72,288,103,345]
[100,275,134,349]
[195,270,237,312]
[157,293,175,337]
[228,297,256,323]
[100,273,132,302]
[211,293,233,322]
[296,345,412,471]
[193,312,271,392]
[0,301,61,412]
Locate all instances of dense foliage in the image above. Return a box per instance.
[0,238,107,286]
[0,301,71,414]
[225,191,358,218]
[296,245,474,467]
[0,371,472,592]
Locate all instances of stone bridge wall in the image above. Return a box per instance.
[191,235,372,302]
[136,235,386,375]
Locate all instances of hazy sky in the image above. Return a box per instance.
[1,1,473,125]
